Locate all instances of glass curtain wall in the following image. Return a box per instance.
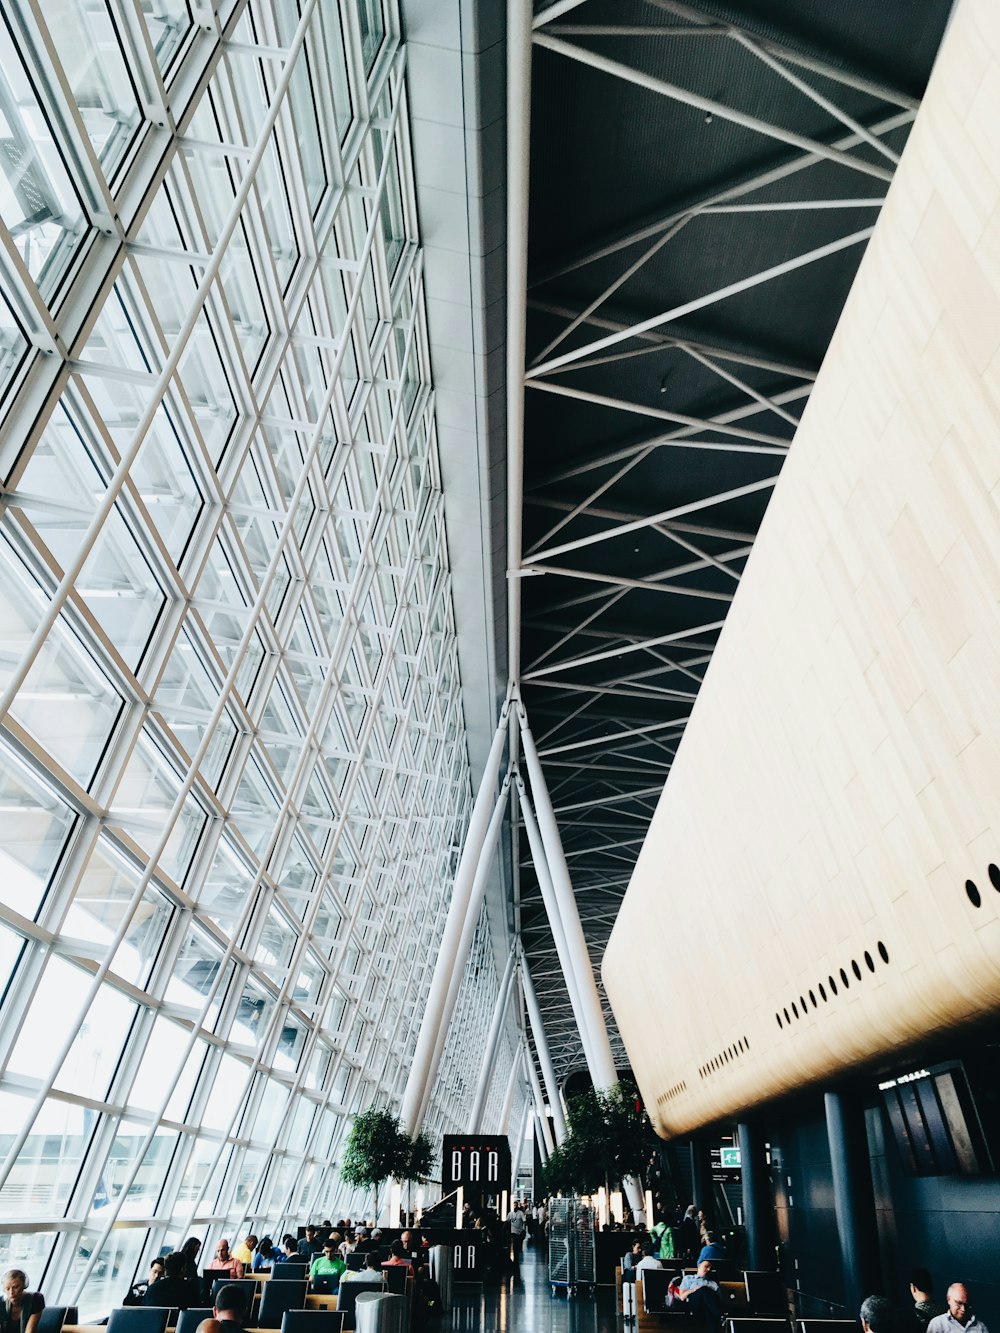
[0,0,515,1315]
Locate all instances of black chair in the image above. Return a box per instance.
[744,1273,789,1316]
[640,1270,674,1314]
[335,1283,385,1331]
[344,1255,366,1272]
[799,1322,859,1333]
[258,1279,308,1329]
[275,1264,310,1283]
[210,1278,257,1307]
[381,1267,407,1296]
[201,1270,231,1303]
[107,1309,171,1333]
[175,1309,213,1333]
[727,1320,792,1333]
[280,1314,345,1333]
[38,1309,69,1333]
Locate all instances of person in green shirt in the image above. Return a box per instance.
[309,1242,346,1291]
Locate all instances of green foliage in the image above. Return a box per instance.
[402,1130,433,1183]
[542,1080,656,1196]
[340,1107,412,1215]
[339,1109,432,1218]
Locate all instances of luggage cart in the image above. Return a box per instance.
[548,1197,596,1296]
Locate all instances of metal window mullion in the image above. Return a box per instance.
[0,0,325,727]
[62,848,278,1301]
[15,1,122,233]
[107,0,173,132]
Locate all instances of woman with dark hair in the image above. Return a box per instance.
[0,1271,44,1333]
[179,1238,202,1282]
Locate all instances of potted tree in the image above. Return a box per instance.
[339,1107,412,1223]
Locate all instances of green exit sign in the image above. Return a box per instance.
[720,1147,742,1169]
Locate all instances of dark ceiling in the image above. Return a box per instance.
[516,0,953,1079]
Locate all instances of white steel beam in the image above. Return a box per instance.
[526,1042,556,1156]
[523,477,776,567]
[525,226,874,380]
[466,946,518,1132]
[414,771,513,1130]
[521,957,567,1142]
[517,702,618,1089]
[523,619,725,682]
[529,109,911,286]
[527,379,791,449]
[399,703,510,1134]
[532,36,895,183]
[528,563,735,603]
[514,773,597,1077]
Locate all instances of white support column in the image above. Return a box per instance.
[520,956,567,1142]
[499,1047,522,1135]
[510,1091,532,1185]
[415,772,513,1129]
[400,701,511,1134]
[467,946,518,1131]
[533,1112,551,1164]
[526,1042,555,1156]
[513,772,597,1077]
[516,701,618,1088]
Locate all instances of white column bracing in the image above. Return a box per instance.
[500,1044,524,1135]
[467,945,518,1132]
[414,769,514,1130]
[415,774,513,1129]
[511,1089,533,1183]
[520,955,567,1142]
[400,700,511,1134]
[516,701,618,1088]
[526,1046,555,1157]
[513,772,598,1078]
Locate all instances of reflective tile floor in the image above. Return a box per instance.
[448,1245,621,1333]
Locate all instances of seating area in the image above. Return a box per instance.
[620,1266,818,1333]
[61,1251,417,1333]
[619,1268,862,1333]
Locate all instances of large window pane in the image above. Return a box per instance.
[0,746,76,920]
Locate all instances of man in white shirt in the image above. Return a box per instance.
[507,1204,527,1266]
[635,1247,663,1275]
[927,1285,990,1333]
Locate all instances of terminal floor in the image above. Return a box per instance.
[448,1245,619,1333]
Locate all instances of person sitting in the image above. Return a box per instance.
[298,1227,322,1259]
[698,1232,727,1262]
[668,1259,722,1331]
[195,1282,251,1333]
[623,1242,644,1276]
[232,1237,257,1267]
[125,1259,165,1306]
[382,1242,411,1274]
[411,1261,440,1329]
[252,1238,275,1273]
[0,1269,44,1333]
[143,1251,200,1309]
[309,1242,346,1290]
[211,1241,244,1280]
[179,1239,202,1282]
[340,1252,386,1283]
[273,1238,301,1265]
[911,1271,947,1329]
[634,1246,663,1275]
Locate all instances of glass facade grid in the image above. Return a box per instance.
[0,0,517,1313]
